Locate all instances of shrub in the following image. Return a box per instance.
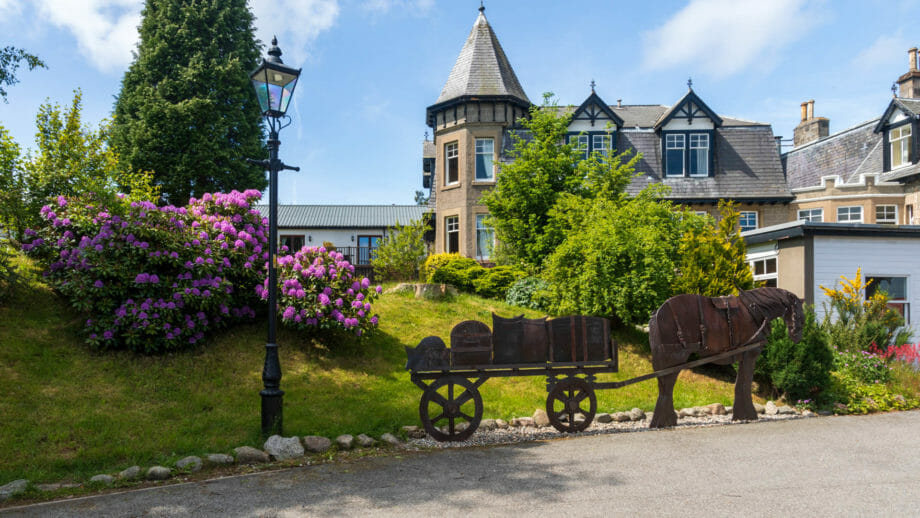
[759,308,834,402]
[426,254,481,287]
[0,241,23,302]
[830,371,918,414]
[420,253,461,283]
[371,217,429,282]
[820,268,912,351]
[473,265,526,299]
[833,347,892,386]
[505,276,550,310]
[22,190,265,352]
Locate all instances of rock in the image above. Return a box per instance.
[303,436,333,453]
[765,401,778,415]
[533,409,550,427]
[479,419,497,431]
[613,412,631,422]
[387,283,416,294]
[380,433,403,447]
[510,417,534,427]
[802,410,816,417]
[0,479,29,501]
[678,408,695,418]
[753,403,765,414]
[595,413,612,423]
[726,406,733,414]
[118,466,141,480]
[89,474,114,485]
[264,435,305,461]
[357,434,376,447]
[234,446,270,464]
[706,403,727,416]
[176,455,203,472]
[495,419,508,429]
[573,414,586,424]
[415,283,456,300]
[818,410,833,416]
[454,422,469,432]
[336,434,355,450]
[777,405,796,415]
[205,454,234,465]
[146,466,171,481]
[402,425,427,439]
[629,408,646,421]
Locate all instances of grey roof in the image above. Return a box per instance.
[897,97,920,115]
[624,126,791,200]
[434,10,529,105]
[743,220,920,246]
[554,104,764,128]
[782,120,881,190]
[255,205,429,229]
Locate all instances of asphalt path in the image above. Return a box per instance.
[5,411,920,517]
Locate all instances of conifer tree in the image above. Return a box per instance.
[110,0,267,204]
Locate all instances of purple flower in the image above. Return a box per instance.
[94,280,104,288]
[134,273,150,283]
[282,306,296,320]
[335,298,343,307]
[370,315,379,325]
[375,285,382,294]
[319,293,330,306]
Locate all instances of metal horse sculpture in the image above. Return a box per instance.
[648,287,804,428]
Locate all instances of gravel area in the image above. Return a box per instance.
[407,412,806,449]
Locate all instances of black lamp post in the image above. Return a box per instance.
[248,36,301,436]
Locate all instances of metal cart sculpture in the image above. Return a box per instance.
[406,287,804,442]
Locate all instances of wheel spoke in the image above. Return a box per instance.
[574,390,589,403]
[428,391,449,407]
[458,411,474,421]
[454,389,474,406]
[430,412,446,424]
[448,416,455,435]
[448,382,454,402]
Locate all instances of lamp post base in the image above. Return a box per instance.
[260,388,284,436]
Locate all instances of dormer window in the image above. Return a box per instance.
[568,135,589,160]
[592,134,611,157]
[689,134,709,176]
[664,132,712,177]
[665,134,685,176]
[890,124,912,169]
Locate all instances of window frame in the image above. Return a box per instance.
[474,137,494,181]
[866,275,910,324]
[875,204,897,224]
[837,205,863,223]
[568,134,589,161]
[739,211,758,232]
[592,134,611,157]
[280,234,305,253]
[475,214,494,260]
[889,123,912,170]
[444,141,459,186]
[797,208,823,222]
[664,133,685,177]
[748,255,778,288]
[445,215,459,254]
[688,133,710,177]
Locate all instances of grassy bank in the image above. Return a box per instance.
[2,281,747,486]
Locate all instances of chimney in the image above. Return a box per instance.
[774,135,783,156]
[617,99,622,108]
[897,47,920,98]
[793,100,830,147]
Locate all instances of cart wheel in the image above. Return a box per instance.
[546,377,597,433]
[419,375,483,442]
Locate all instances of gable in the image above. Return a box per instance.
[655,90,723,131]
[874,98,920,133]
[568,91,623,132]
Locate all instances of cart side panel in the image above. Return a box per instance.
[450,320,492,366]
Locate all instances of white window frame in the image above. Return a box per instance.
[875,204,897,224]
[688,133,709,177]
[665,133,685,177]
[837,205,863,223]
[569,134,589,160]
[474,138,494,181]
[797,208,823,222]
[445,215,459,254]
[592,134,611,157]
[890,124,912,169]
[475,214,494,260]
[748,254,778,288]
[739,211,758,232]
[866,275,909,324]
[445,142,459,186]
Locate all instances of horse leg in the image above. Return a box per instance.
[732,348,761,421]
[649,371,680,428]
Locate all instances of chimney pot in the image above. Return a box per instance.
[800,102,808,122]
[807,99,815,120]
[617,99,622,108]
[910,47,918,72]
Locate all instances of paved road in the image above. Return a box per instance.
[6,411,920,517]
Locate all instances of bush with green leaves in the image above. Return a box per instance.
[820,268,912,351]
[0,241,22,303]
[371,217,428,282]
[505,276,550,310]
[830,370,918,414]
[758,308,834,402]
[431,258,484,291]
[421,253,460,283]
[472,265,526,299]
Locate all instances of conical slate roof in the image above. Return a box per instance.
[435,9,529,105]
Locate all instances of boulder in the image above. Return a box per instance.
[118,466,141,480]
[595,413,613,424]
[146,466,171,481]
[234,446,270,464]
[89,474,114,485]
[802,410,817,417]
[386,283,416,294]
[777,405,796,415]
[765,401,778,415]
[401,425,427,438]
[706,403,727,416]
[613,412,631,422]
[629,408,646,421]
[357,434,376,447]
[264,435,305,461]
[495,419,508,429]
[726,406,733,414]
[818,410,833,416]
[302,436,332,453]
[0,479,29,501]
[479,419,497,431]
[336,434,355,450]
[380,433,403,446]
[415,284,457,300]
[176,456,203,472]
[533,409,550,427]
[753,403,765,414]
[510,417,534,427]
[205,454,234,465]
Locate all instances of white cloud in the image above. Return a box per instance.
[35,0,142,72]
[360,0,433,14]
[852,33,911,73]
[642,0,819,79]
[249,0,339,64]
[0,0,21,16]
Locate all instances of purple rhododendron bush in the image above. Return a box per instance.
[22,189,381,353]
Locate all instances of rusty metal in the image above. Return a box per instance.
[548,316,610,363]
[546,377,597,433]
[648,287,805,428]
[492,313,549,364]
[450,320,492,366]
[417,375,484,442]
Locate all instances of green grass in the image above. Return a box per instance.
[1,281,751,486]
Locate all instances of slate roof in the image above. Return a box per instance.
[255,205,429,229]
[434,10,529,106]
[553,104,763,129]
[782,120,881,190]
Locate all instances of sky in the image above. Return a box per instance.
[1,0,918,205]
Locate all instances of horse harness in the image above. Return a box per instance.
[666,291,787,352]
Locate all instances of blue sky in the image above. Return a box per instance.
[1,0,917,205]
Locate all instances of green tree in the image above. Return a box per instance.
[482,93,639,269]
[671,200,755,296]
[110,0,267,204]
[414,190,429,205]
[371,217,430,281]
[0,125,27,239]
[0,46,46,102]
[759,308,834,402]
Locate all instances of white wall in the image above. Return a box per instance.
[278,228,388,250]
[812,235,920,334]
